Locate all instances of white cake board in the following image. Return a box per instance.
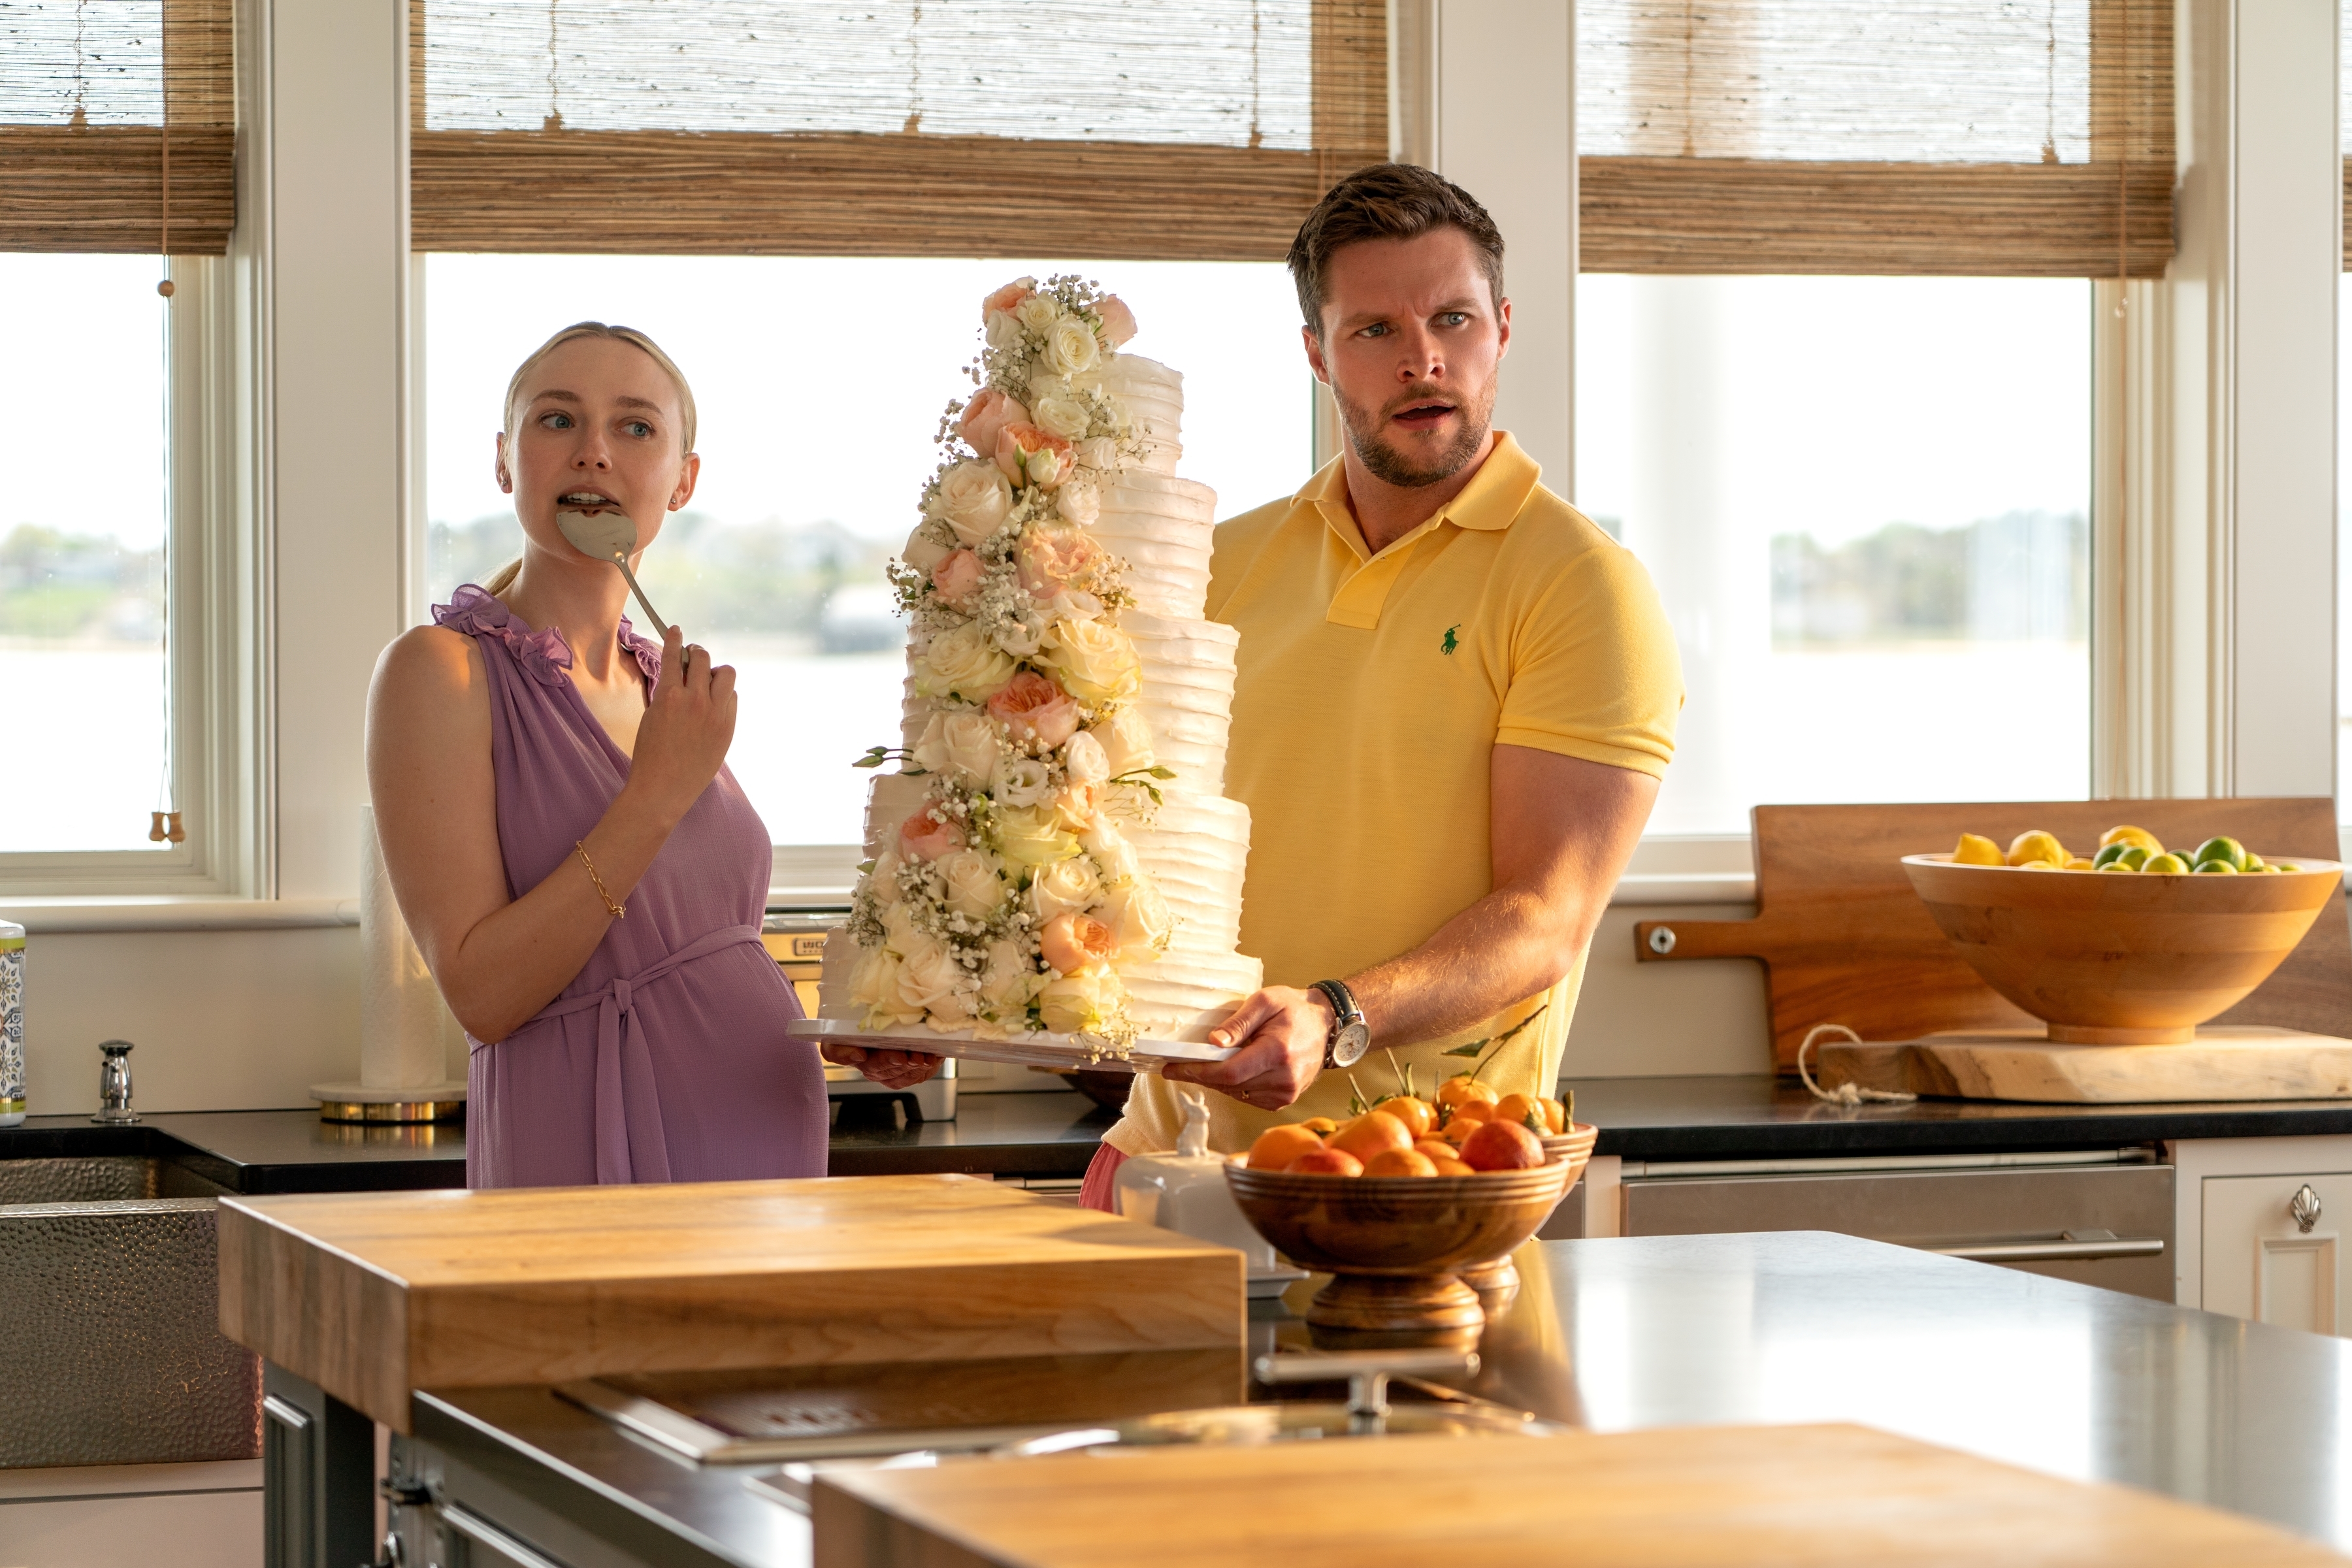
[787,1019,1231,1075]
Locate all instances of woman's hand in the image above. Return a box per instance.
[621,626,736,826]
[821,1043,947,1088]
[1159,985,1332,1111]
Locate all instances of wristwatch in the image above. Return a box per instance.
[1311,979,1371,1070]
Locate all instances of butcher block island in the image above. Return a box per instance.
[216,1172,1244,1432]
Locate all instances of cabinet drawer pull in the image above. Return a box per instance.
[2290,1184,2322,1233]
[1927,1235,2164,1262]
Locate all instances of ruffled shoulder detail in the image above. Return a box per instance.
[432,585,575,688]
[617,616,664,684]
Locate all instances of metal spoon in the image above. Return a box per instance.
[556,507,671,639]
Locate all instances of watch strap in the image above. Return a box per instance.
[1311,979,1364,1068]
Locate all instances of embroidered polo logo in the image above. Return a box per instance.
[1441,624,1461,655]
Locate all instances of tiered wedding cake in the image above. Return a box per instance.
[817,278,1259,1047]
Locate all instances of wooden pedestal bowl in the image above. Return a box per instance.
[1455,1123,1599,1303]
[1901,854,2344,1044]
[1226,1158,1573,1336]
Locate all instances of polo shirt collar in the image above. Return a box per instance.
[1301,431,1540,630]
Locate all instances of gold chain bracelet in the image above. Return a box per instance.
[574,840,625,919]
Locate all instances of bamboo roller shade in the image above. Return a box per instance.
[0,0,235,254]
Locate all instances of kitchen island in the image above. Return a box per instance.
[381,1230,2352,1568]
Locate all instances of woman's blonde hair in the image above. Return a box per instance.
[482,321,697,598]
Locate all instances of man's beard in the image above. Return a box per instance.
[1333,378,1494,489]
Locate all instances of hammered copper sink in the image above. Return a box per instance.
[1901,854,2345,1044]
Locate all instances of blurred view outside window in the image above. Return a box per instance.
[1576,276,2091,836]
[422,254,1309,847]
[0,255,171,853]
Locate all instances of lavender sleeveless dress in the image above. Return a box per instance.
[434,586,828,1188]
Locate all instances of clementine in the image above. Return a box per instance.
[1492,1093,1546,1134]
[1429,1156,1476,1177]
[1459,1119,1545,1171]
[1362,1147,1439,1178]
[1288,1147,1364,1177]
[1537,1097,1567,1135]
[1246,1123,1326,1172]
[1435,1075,1501,1112]
[1413,1138,1456,1163]
[1299,1117,1339,1135]
[1328,1109,1413,1162]
[1377,1096,1436,1139]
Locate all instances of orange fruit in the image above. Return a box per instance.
[1299,1117,1338,1135]
[1246,1124,1325,1172]
[1413,1138,1456,1163]
[1362,1147,1439,1177]
[1288,1147,1364,1177]
[1493,1093,1548,1135]
[1436,1075,1500,1111]
[1439,1102,1494,1145]
[1429,1156,1475,1177]
[1376,1096,1435,1139]
[1537,1097,1567,1135]
[1459,1119,1545,1171]
[1328,1109,1413,1162]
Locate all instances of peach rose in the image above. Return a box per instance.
[1017,526,1103,598]
[931,548,983,604]
[985,670,1082,749]
[1095,295,1137,347]
[1053,780,1103,832]
[1039,909,1117,976]
[959,387,1030,456]
[994,423,1073,489]
[981,277,1036,322]
[898,805,967,862]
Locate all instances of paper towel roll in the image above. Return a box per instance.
[359,804,466,1089]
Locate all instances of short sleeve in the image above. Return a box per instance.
[1494,534,1683,777]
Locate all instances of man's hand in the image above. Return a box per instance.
[1160,985,1334,1111]
[821,1043,945,1090]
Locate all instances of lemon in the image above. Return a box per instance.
[2019,858,2060,871]
[2066,856,2097,870]
[1952,833,2006,866]
[2007,830,2068,867]
[2100,825,2164,854]
[2191,836,2248,872]
[2142,852,2189,875]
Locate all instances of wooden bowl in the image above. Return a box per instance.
[1901,853,2344,1044]
[1226,1158,1572,1333]
[1458,1122,1597,1301]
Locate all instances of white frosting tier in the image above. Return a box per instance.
[1120,610,1237,797]
[1093,472,1218,622]
[1126,794,1249,957]
[1097,354,1184,476]
[817,923,857,1016]
[1120,954,1266,1039]
[898,673,932,751]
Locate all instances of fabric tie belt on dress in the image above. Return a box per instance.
[520,923,765,1184]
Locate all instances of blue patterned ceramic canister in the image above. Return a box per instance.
[0,918,22,1126]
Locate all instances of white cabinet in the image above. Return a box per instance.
[2170,1136,2352,1335]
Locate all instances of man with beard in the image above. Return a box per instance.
[1088,163,1683,1190]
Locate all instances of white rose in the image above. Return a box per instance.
[1041,617,1141,706]
[985,310,1025,353]
[902,523,953,574]
[1031,393,1092,442]
[936,847,1007,921]
[913,710,999,783]
[1100,879,1174,960]
[1083,819,1140,885]
[993,804,1080,868]
[924,986,977,1030]
[1029,855,1103,921]
[1095,708,1157,777]
[1045,589,1103,624]
[849,944,903,1009]
[1017,293,1062,333]
[979,938,1040,1013]
[893,938,967,1019]
[914,621,1016,702]
[927,461,1015,547]
[992,753,1054,808]
[1042,316,1102,377]
[1064,730,1111,787]
[1055,482,1101,528]
[883,899,923,955]
[1075,436,1120,471]
[1037,971,1117,1034]
[864,848,906,906]
[997,611,1046,658]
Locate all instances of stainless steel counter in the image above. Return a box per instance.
[403,1231,2352,1568]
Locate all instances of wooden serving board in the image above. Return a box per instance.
[810,1421,2348,1567]
[217,1173,1243,1433]
[1632,799,2352,1071]
[1818,1026,2352,1103]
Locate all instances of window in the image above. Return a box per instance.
[420,252,1309,853]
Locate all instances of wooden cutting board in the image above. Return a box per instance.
[1632,799,2352,1071]
[1819,1026,2352,1103]
[218,1173,1243,1433]
[810,1421,2348,1567]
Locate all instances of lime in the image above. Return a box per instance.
[2257,864,2285,874]
[2242,852,2266,872]
[2142,853,2189,875]
[2194,859,2238,874]
[2091,842,2133,869]
[2192,836,2247,872]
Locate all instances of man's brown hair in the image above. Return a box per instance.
[1286,163,1505,337]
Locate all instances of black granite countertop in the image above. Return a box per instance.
[407,1231,2352,1567]
[1565,1074,2352,1161]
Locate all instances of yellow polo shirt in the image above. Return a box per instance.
[1108,431,1682,1157]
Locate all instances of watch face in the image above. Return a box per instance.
[1333,1022,1372,1068]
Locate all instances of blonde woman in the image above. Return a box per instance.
[367,322,826,1187]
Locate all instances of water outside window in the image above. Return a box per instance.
[421,255,1309,849]
[1576,275,2093,836]
[0,255,171,853]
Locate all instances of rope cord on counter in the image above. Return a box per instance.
[1795,1024,1918,1106]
